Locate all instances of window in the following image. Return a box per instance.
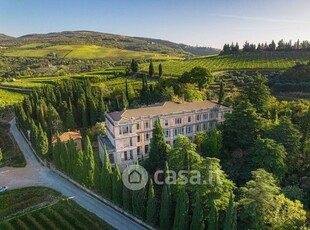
[145,145,149,153]
[165,119,169,127]
[137,123,140,130]
[137,135,141,142]
[210,113,213,119]
[130,137,133,146]
[130,150,133,160]
[137,147,141,155]
[145,133,150,141]
[175,118,182,125]
[174,127,183,136]
[165,130,170,138]
[144,121,149,129]
[186,126,193,134]
[121,125,130,135]
[121,152,125,162]
[196,124,201,132]
[196,114,201,121]
[203,123,207,130]
[124,151,128,161]
[188,116,192,123]
[203,113,208,120]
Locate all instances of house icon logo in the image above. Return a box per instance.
[122,165,148,190]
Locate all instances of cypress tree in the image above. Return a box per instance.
[223,193,237,230]
[112,163,123,206]
[159,63,163,78]
[67,138,77,175]
[59,141,68,172]
[30,120,38,149]
[160,162,172,230]
[146,179,157,226]
[74,150,84,183]
[37,123,48,155]
[218,81,225,104]
[125,79,130,103]
[122,165,133,212]
[122,91,129,110]
[190,197,204,230]
[65,111,77,130]
[208,200,218,230]
[83,136,95,188]
[101,144,112,199]
[132,162,146,219]
[148,119,170,173]
[89,99,98,126]
[149,61,154,77]
[173,190,189,230]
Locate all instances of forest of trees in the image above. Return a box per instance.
[221,39,310,54]
[14,62,309,229]
[269,61,310,93]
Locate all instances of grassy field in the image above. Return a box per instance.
[0,122,26,168]
[3,44,182,60]
[0,187,114,230]
[0,89,27,108]
[140,51,310,76]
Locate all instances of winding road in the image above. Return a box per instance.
[0,118,145,230]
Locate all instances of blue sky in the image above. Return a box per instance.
[1,0,310,48]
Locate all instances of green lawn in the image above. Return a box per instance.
[3,44,182,60]
[140,51,310,76]
[0,187,115,230]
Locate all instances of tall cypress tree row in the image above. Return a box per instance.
[173,190,189,230]
[207,200,218,230]
[101,144,112,199]
[112,163,123,206]
[148,119,170,173]
[122,166,133,213]
[146,179,157,226]
[190,197,204,230]
[82,135,95,188]
[223,193,237,230]
[160,162,172,230]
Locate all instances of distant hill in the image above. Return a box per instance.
[0,31,219,57]
[134,36,220,56]
[0,34,14,42]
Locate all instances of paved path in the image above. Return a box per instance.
[0,118,145,230]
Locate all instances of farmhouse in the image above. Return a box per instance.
[98,100,231,168]
[52,131,83,150]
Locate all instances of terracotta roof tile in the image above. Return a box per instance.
[108,101,228,123]
[52,131,82,144]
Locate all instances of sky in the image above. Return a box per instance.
[1,0,310,48]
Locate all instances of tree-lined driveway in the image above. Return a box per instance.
[0,118,145,230]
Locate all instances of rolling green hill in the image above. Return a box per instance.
[0,31,220,57]
[3,44,182,60]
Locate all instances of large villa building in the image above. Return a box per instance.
[98,100,231,167]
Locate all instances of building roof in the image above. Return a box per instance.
[107,101,228,123]
[52,131,82,144]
